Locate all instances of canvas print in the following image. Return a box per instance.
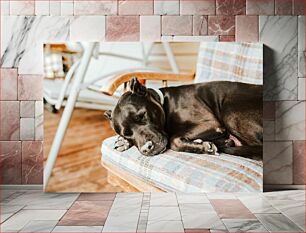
[43,42,263,192]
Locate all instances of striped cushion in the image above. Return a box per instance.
[102,136,263,192]
[195,42,263,85]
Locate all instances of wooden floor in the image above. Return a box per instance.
[44,107,123,192]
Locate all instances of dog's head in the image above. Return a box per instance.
[105,78,168,156]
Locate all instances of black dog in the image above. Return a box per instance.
[105,78,262,161]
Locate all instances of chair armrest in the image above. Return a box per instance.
[101,71,195,96]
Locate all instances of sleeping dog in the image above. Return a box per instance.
[104,78,263,161]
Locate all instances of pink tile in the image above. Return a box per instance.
[10,0,35,15]
[22,141,43,184]
[58,201,113,226]
[216,0,246,15]
[180,0,215,15]
[18,75,43,101]
[77,193,116,201]
[293,141,305,184]
[210,199,256,219]
[119,0,153,15]
[106,16,140,41]
[74,1,117,15]
[20,101,35,118]
[162,16,192,36]
[20,118,35,140]
[263,101,275,120]
[193,16,208,36]
[236,15,258,42]
[275,0,293,15]
[185,230,210,233]
[0,69,18,100]
[208,16,235,36]
[0,101,20,141]
[219,35,235,42]
[246,0,274,15]
[140,16,161,41]
[293,0,305,15]
[0,141,22,184]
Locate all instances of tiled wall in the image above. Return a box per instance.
[0,0,305,186]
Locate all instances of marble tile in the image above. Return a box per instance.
[154,0,179,15]
[298,78,305,100]
[74,1,117,15]
[146,221,184,233]
[49,1,61,16]
[58,201,113,226]
[70,16,106,41]
[148,206,181,221]
[219,35,235,42]
[1,204,24,223]
[298,16,305,78]
[236,15,258,42]
[150,193,178,206]
[263,101,275,120]
[10,1,35,15]
[0,209,66,232]
[238,196,279,214]
[77,193,116,201]
[1,0,10,15]
[246,0,274,15]
[140,16,161,41]
[61,1,74,16]
[20,118,35,140]
[207,193,236,200]
[0,101,20,140]
[223,219,268,232]
[176,193,209,204]
[20,101,35,117]
[184,229,210,233]
[0,141,22,184]
[180,0,215,15]
[22,141,43,184]
[208,16,235,36]
[35,1,50,15]
[106,16,139,41]
[35,101,44,140]
[162,16,192,36]
[263,190,305,201]
[263,141,293,184]
[52,226,104,232]
[216,0,246,15]
[275,0,293,15]
[263,120,275,141]
[161,35,218,42]
[193,16,208,36]
[275,101,305,140]
[293,140,305,184]
[256,213,303,232]
[293,0,305,15]
[119,0,153,15]
[18,75,43,100]
[116,192,143,198]
[20,220,58,232]
[0,68,18,100]
[210,199,256,219]
[1,16,70,74]
[0,190,17,201]
[259,16,298,101]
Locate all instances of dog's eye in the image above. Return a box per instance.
[135,112,146,122]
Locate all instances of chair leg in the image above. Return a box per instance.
[44,43,97,189]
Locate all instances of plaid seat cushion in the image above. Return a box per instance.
[102,136,263,192]
[195,42,263,84]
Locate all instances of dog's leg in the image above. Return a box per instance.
[114,136,132,152]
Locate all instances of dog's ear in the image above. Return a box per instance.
[129,77,147,96]
[104,110,112,120]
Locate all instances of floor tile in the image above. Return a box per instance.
[20,220,58,232]
[207,193,237,199]
[263,190,305,201]
[184,229,210,233]
[148,206,181,221]
[238,196,279,213]
[256,213,304,232]
[52,226,103,232]
[150,192,178,206]
[77,193,116,201]
[210,199,256,219]
[146,220,184,233]
[176,193,209,204]
[116,192,143,198]
[223,219,268,232]
[1,204,25,223]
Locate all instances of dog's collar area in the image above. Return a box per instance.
[151,88,164,106]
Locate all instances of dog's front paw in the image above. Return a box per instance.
[114,136,131,152]
[202,141,219,155]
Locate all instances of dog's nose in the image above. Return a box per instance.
[140,141,154,154]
